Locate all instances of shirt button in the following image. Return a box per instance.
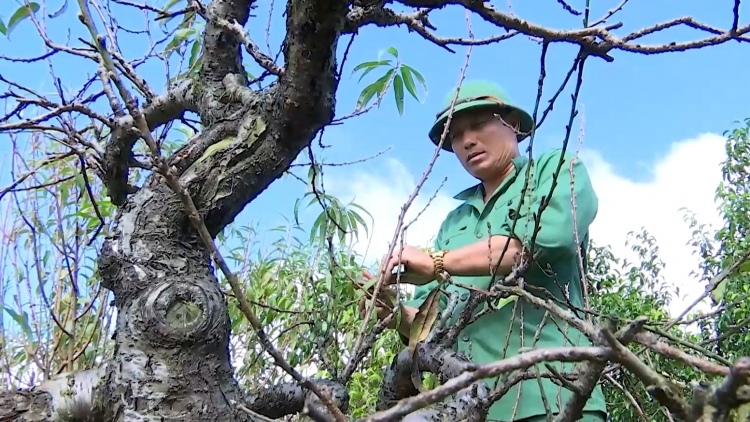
[460,293,469,301]
[462,335,470,342]
[476,232,483,239]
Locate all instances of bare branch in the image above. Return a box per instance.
[347,1,750,61]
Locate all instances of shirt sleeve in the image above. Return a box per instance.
[489,149,599,264]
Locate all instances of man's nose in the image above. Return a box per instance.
[459,131,478,150]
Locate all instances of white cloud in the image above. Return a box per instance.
[330,133,727,316]
[327,158,461,264]
[582,133,726,316]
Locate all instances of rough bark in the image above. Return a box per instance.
[93,184,243,421]
[79,0,350,419]
[6,0,749,421]
[377,343,489,422]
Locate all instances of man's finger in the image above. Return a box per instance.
[383,259,397,284]
[358,297,367,317]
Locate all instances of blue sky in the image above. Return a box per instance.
[1,0,748,321]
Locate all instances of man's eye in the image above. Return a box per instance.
[470,120,487,131]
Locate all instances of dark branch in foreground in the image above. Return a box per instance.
[243,379,350,420]
[345,1,750,61]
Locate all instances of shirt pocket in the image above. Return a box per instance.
[489,192,529,233]
[440,224,477,250]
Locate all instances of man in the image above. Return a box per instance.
[362,80,608,422]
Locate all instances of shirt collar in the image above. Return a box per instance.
[453,155,529,202]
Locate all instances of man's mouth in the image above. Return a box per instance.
[467,151,484,161]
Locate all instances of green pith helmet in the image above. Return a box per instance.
[428,80,535,152]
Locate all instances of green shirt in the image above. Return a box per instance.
[403,149,607,421]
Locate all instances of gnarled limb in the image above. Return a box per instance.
[174,0,349,236]
[243,379,349,420]
[103,79,198,206]
[377,343,488,421]
[0,367,105,422]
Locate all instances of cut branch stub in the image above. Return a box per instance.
[140,280,224,346]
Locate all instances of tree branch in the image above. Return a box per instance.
[104,79,197,206]
[346,1,750,61]
[377,342,488,421]
[177,0,349,236]
[243,379,349,419]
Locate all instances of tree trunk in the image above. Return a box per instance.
[94,183,248,421]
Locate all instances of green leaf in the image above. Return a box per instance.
[355,65,398,111]
[494,294,518,310]
[349,208,369,238]
[188,40,201,68]
[712,257,750,303]
[310,210,327,243]
[6,2,40,38]
[393,74,405,115]
[401,65,427,90]
[739,258,750,274]
[736,402,750,422]
[357,66,381,84]
[173,27,195,43]
[401,66,420,101]
[0,19,6,35]
[374,69,395,108]
[4,307,34,341]
[352,60,390,73]
[161,0,184,12]
[386,47,399,58]
[293,198,302,227]
[356,83,380,112]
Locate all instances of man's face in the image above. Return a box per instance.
[448,108,521,182]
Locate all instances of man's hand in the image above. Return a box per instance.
[356,269,417,337]
[356,269,397,326]
[383,245,436,286]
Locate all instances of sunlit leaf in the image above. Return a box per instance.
[494,294,517,310]
[6,2,40,37]
[401,65,427,91]
[401,66,420,101]
[161,0,184,12]
[352,60,390,74]
[4,307,34,342]
[393,74,404,115]
[356,83,380,112]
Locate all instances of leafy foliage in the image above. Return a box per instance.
[3,3,750,419]
[352,47,427,115]
[0,2,40,38]
[4,119,750,419]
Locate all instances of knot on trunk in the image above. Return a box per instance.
[139,281,221,346]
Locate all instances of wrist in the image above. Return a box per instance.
[430,250,448,278]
